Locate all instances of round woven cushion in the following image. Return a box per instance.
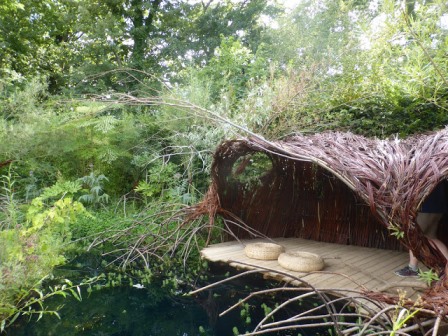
[278,251,324,272]
[244,242,285,260]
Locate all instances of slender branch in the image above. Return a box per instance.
[431,315,441,336]
[188,269,262,295]
[402,11,448,88]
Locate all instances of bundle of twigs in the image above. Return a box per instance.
[189,264,441,336]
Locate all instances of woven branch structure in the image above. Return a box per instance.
[190,128,448,311]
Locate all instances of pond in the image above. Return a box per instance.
[9,261,330,336]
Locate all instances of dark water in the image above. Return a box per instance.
[11,286,210,336]
[9,263,328,336]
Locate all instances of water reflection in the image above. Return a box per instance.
[10,263,324,336]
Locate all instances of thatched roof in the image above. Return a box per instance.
[193,127,448,310]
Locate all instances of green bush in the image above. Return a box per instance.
[0,177,90,327]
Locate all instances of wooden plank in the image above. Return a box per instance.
[200,238,427,301]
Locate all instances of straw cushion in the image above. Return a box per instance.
[244,242,285,260]
[278,251,324,272]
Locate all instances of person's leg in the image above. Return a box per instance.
[409,250,418,269]
[395,213,442,277]
[395,250,420,276]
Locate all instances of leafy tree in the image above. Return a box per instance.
[255,0,448,137]
[196,36,262,102]
[1,0,277,93]
[71,0,276,92]
[0,0,80,92]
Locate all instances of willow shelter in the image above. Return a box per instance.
[194,129,448,313]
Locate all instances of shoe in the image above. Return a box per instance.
[394,266,419,277]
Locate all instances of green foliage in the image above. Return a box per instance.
[0,0,79,92]
[0,276,100,333]
[253,0,448,137]
[239,302,252,326]
[135,162,177,199]
[198,36,261,103]
[198,325,206,335]
[25,196,85,237]
[231,152,272,189]
[389,224,404,240]
[70,209,130,242]
[0,88,147,195]
[0,76,49,121]
[0,178,90,331]
[0,168,22,230]
[77,172,110,207]
[88,268,153,292]
[261,302,274,321]
[1,0,273,92]
[135,160,197,205]
[419,269,439,286]
[391,308,420,336]
[39,180,82,201]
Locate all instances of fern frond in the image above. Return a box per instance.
[99,148,118,164]
[94,116,118,134]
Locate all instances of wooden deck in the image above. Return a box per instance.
[201,238,427,302]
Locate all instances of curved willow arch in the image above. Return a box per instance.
[193,128,448,309]
[247,130,448,275]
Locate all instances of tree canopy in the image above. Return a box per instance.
[1,0,276,92]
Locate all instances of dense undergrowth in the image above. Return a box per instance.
[0,163,212,331]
